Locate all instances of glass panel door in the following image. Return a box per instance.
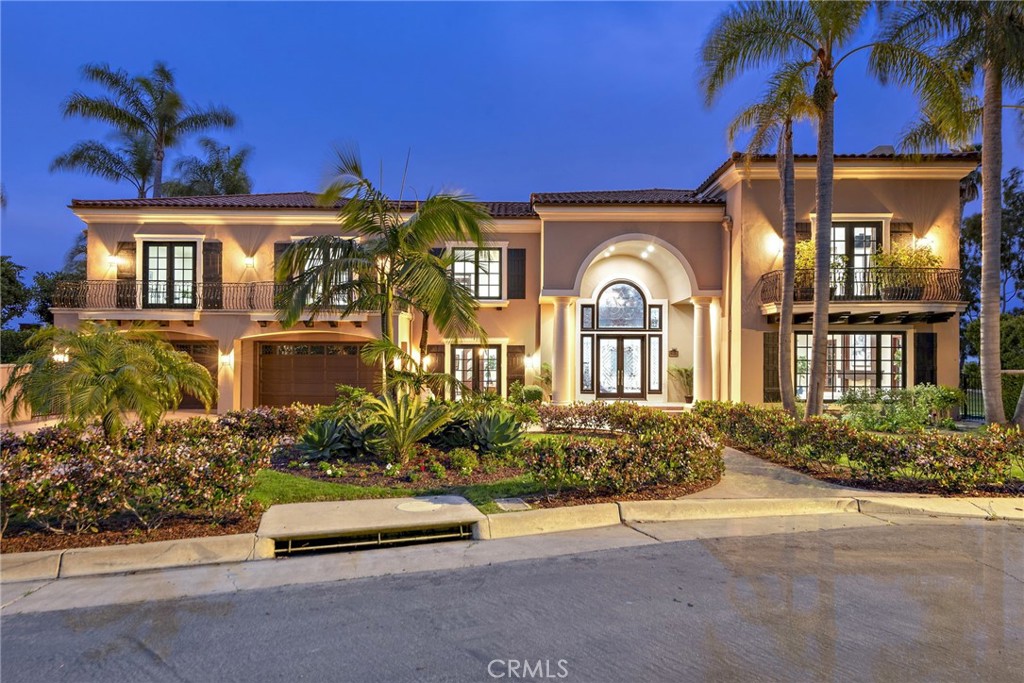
[621,338,643,396]
[596,336,646,399]
[831,222,880,298]
[598,338,619,396]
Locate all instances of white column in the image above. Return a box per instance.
[692,297,713,402]
[710,297,722,400]
[551,296,574,404]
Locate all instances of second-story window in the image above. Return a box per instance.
[144,242,196,308]
[452,247,502,300]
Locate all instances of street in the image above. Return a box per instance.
[2,517,1022,682]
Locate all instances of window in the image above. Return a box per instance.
[648,336,661,393]
[581,305,595,330]
[648,305,662,331]
[596,281,646,329]
[452,345,500,397]
[452,248,501,299]
[144,242,196,308]
[795,332,904,401]
[580,335,594,393]
[304,246,351,307]
[830,222,881,298]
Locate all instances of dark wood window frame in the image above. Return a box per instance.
[595,280,647,330]
[451,247,503,300]
[795,331,907,401]
[451,344,502,396]
[648,335,662,394]
[580,334,595,393]
[648,304,663,331]
[142,241,197,309]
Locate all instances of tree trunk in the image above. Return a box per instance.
[418,310,430,364]
[778,119,797,416]
[980,62,1005,423]
[152,143,165,198]
[806,80,834,418]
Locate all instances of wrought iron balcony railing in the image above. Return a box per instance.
[52,280,355,312]
[756,267,963,306]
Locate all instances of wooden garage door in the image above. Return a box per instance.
[173,342,218,410]
[258,343,374,407]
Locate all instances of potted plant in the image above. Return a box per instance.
[794,241,847,301]
[668,365,694,403]
[873,244,941,300]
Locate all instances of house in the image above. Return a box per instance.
[52,150,977,413]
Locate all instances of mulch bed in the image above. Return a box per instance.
[273,461,529,489]
[1,514,259,555]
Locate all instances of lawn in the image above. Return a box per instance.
[249,469,546,514]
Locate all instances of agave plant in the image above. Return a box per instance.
[468,409,524,454]
[296,419,346,461]
[365,394,452,465]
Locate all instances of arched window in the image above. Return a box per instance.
[596,281,646,329]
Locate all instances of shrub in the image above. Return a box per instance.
[296,416,380,462]
[523,405,723,496]
[365,394,451,465]
[466,409,524,454]
[446,447,480,476]
[1,420,269,534]
[838,385,963,433]
[218,404,316,441]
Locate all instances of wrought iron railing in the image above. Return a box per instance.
[52,280,356,312]
[756,267,963,306]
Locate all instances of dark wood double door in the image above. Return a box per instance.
[596,335,645,399]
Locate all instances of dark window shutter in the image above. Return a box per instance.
[914,332,937,386]
[429,247,444,257]
[115,242,136,279]
[115,241,137,308]
[763,331,781,402]
[507,345,526,388]
[426,345,445,375]
[508,248,526,299]
[203,241,223,309]
[795,222,812,242]
[274,242,291,279]
[891,222,914,248]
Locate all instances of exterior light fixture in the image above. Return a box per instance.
[645,245,654,253]
[52,348,70,363]
[106,255,120,268]
[243,255,256,268]
[608,245,616,252]
[915,236,935,250]
[641,252,649,259]
[765,232,783,254]
[422,354,433,369]
[219,351,234,367]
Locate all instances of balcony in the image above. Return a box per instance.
[52,280,357,315]
[756,267,965,326]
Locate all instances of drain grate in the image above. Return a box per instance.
[273,524,474,557]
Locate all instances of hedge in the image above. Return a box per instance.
[692,401,1024,493]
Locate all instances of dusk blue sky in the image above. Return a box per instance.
[2,1,1022,290]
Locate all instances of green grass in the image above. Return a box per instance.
[445,474,546,514]
[248,470,417,507]
[248,469,547,514]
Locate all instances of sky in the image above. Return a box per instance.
[2,1,1022,288]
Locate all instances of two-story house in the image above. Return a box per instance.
[52,149,976,413]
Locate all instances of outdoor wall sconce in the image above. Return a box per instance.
[764,231,783,255]
[219,351,234,368]
[52,347,70,363]
[422,354,433,369]
[243,255,256,268]
[106,254,121,269]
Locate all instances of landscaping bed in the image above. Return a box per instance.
[693,401,1024,496]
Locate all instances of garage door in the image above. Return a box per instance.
[173,342,218,410]
[258,343,375,407]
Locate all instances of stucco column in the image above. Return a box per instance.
[692,297,713,402]
[551,296,575,404]
[216,339,240,415]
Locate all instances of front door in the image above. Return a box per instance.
[596,336,645,399]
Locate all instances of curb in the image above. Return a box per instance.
[478,504,621,540]
[619,498,858,523]
[1,533,272,583]
[3,495,1021,583]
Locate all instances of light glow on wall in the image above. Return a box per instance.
[764,231,783,255]
[243,255,256,268]
[219,350,234,367]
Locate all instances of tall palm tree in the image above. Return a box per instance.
[61,62,236,197]
[1,322,217,439]
[873,1,1024,424]
[50,131,155,198]
[275,148,492,386]
[701,0,875,417]
[722,65,816,416]
[162,137,254,196]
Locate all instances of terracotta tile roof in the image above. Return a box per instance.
[694,150,982,195]
[70,192,538,218]
[531,188,722,206]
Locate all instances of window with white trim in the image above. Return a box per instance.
[452,247,501,300]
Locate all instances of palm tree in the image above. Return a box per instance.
[360,339,464,397]
[61,62,236,197]
[51,131,155,198]
[701,0,876,417]
[275,148,492,386]
[873,1,1024,424]
[721,65,816,416]
[162,137,254,196]
[1,322,217,439]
